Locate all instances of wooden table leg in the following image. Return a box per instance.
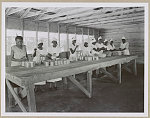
[7,86,15,110]
[96,69,99,76]
[118,63,122,84]
[26,83,36,112]
[133,59,137,76]
[62,77,68,89]
[87,71,92,98]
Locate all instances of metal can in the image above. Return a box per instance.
[66,60,70,64]
[25,62,30,68]
[30,61,34,67]
[45,61,49,67]
[22,61,25,66]
[54,60,58,66]
[63,60,67,64]
[50,61,54,66]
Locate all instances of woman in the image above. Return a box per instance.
[11,36,28,66]
[119,37,130,55]
[10,36,28,104]
[33,42,47,64]
[47,39,62,90]
[33,42,47,91]
[69,38,79,61]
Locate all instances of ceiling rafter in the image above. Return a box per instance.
[60,7,144,24]
[72,14,144,26]
[52,7,122,23]
[20,8,32,19]
[38,8,93,21]
[80,18,144,28]
[7,7,27,16]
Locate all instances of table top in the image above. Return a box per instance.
[6,55,137,86]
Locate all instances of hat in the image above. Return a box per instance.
[91,37,96,43]
[72,37,76,41]
[122,36,126,39]
[38,42,43,46]
[98,36,102,40]
[52,37,57,43]
[104,39,108,42]
[110,39,113,42]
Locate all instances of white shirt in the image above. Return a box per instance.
[82,46,92,56]
[11,45,27,66]
[120,42,130,55]
[33,48,47,63]
[48,46,61,59]
[107,44,115,50]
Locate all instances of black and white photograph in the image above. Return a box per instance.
[1,2,148,117]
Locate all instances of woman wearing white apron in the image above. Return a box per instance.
[47,39,62,90]
[119,37,130,55]
[96,37,106,58]
[69,39,79,61]
[106,39,116,56]
[82,42,92,56]
[33,42,47,92]
[10,36,29,103]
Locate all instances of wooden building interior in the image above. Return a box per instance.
[5,6,145,113]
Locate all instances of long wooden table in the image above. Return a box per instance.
[6,55,137,112]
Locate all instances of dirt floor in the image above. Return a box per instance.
[6,64,144,112]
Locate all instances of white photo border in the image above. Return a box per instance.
[1,2,149,117]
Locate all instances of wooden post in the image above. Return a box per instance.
[26,83,36,112]
[118,63,122,84]
[36,22,39,48]
[93,29,94,37]
[62,77,68,89]
[133,59,137,76]
[87,71,92,98]
[88,28,89,39]
[58,23,60,46]
[47,23,50,48]
[81,27,84,44]
[75,26,77,40]
[66,25,69,51]
[21,19,24,38]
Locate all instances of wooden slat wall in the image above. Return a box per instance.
[100,23,144,63]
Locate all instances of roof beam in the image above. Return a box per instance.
[53,8,122,23]
[7,7,27,16]
[60,7,144,24]
[23,11,41,18]
[81,19,144,29]
[38,8,93,21]
[73,15,144,26]
[20,8,31,19]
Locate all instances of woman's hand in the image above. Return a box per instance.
[21,56,27,61]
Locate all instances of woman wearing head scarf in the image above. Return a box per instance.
[33,42,47,64]
[119,37,130,55]
[47,38,62,90]
[69,37,79,61]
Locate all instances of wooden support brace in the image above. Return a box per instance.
[6,80,27,112]
[99,68,118,83]
[69,75,91,98]
[26,83,36,112]
[122,65,132,73]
